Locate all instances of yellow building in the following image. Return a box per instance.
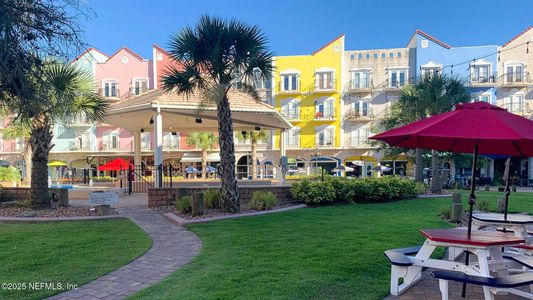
[269,35,345,174]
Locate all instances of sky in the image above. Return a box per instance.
[80,0,533,58]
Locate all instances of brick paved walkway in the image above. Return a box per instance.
[48,205,202,300]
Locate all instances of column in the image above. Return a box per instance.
[279,129,287,184]
[153,108,163,187]
[133,131,142,166]
[489,159,495,183]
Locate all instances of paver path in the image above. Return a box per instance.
[48,206,202,300]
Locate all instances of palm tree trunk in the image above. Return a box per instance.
[251,142,257,179]
[430,150,442,194]
[29,117,54,208]
[415,148,424,182]
[217,96,240,212]
[201,148,207,179]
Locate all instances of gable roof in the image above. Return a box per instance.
[502,26,533,47]
[311,34,345,55]
[409,29,452,49]
[71,47,109,63]
[153,44,171,56]
[106,47,145,62]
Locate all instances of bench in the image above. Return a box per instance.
[432,270,533,300]
[503,252,533,269]
[384,246,422,295]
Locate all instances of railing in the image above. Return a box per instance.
[281,112,300,121]
[313,111,335,121]
[162,143,179,151]
[68,143,93,151]
[99,142,122,151]
[470,74,497,86]
[344,108,373,121]
[499,102,531,115]
[316,141,335,148]
[277,80,301,93]
[313,79,337,93]
[97,88,121,98]
[385,79,410,90]
[347,138,371,148]
[129,87,149,96]
[347,79,373,92]
[498,72,531,86]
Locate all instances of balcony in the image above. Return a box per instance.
[470,74,497,86]
[129,87,149,97]
[68,142,93,151]
[313,111,335,121]
[281,112,300,122]
[498,72,531,87]
[384,79,410,91]
[499,102,531,116]
[277,80,301,94]
[99,142,122,151]
[98,88,121,99]
[67,115,93,127]
[316,140,334,148]
[312,80,336,93]
[344,108,373,122]
[347,138,371,148]
[347,80,373,94]
[0,142,24,153]
[162,143,179,151]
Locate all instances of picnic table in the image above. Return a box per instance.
[473,213,533,254]
[388,228,526,299]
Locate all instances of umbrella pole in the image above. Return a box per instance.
[462,144,479,297]
[503,157,512,222]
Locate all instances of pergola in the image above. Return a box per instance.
[105,89,292,176]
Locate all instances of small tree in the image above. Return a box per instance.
[0,121,31,185]
[185,132,217,179]
[235,130,268,179]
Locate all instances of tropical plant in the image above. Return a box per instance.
[0,121,31,184]
[235,130,268,179]
[0,166,21,182]
[203,189,221,209]
[6,61,107,208]
[163,15,273,212]
[175,195,192,214]
[185,132,217,179]
[248,191,278,210]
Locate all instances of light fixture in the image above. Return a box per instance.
[171,131,177,135]
[255,126,261,131]
[241,130,247,137]
[140,128,144,133]
[149,118,154,125]
[195,117,202,124]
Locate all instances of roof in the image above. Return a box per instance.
[152,44,171,56]
[411,29,452,49]
[106,47,146,62]
[311,34,345,55]
[71,47,109,63]
[502,26,533,47]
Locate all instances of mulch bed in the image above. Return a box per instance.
[153,203,296,220]
[0,204,119,218]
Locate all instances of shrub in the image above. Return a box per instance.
[476,199,491,212]
[175,195,192,214]
[249,191,278,210]
[203,189,221,209]
[439,206,451,220]
[290,178,336,205]
[0,166,21,182]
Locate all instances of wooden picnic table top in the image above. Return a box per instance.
[420,228,525,247]
[473,213,533,225]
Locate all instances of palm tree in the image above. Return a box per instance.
[235,130,268,179]
[185,132,217,179]
[163,15,273,212]
[7,61,107,208]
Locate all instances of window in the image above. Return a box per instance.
[358,53,362,59]
[104,81,118,97]
[381,53,386,59]
[103,132,119,150]
[506,64,525,83]
[316,128,334,147]
[389,69,407,88]
[284,128,300,148]
[352,101,370,117]
[351,127,370,147]
[252,68,270,90]
[421,67,440,78]
[141,132,151,150]
[389,53,394,59]
[163,132,179,149]
[472,64,491,83]
[281,73,298,91]
[351,70,371,89]
[315,71,334,90]
[315,99,335,119]
[397,52,402,58]
[350,54,355,60]
[365,53,370,59]
[132,79,148,95]
[281,99,300,120]
[76,134,90,150]
[473,94,491,103]
[373,53,378,59]
[503,95,524,113]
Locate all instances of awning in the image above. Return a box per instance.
[180,152,220,163]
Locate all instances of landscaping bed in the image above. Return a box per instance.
[153,202,297,220]
[0,203,118,218]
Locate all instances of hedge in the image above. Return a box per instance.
[291,176,425,205]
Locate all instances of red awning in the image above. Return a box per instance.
[98,158,133,171]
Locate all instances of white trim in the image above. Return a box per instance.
[280,69,301,75]
[152,47,158,90]
[386,66,410,70]
[421,61,443,68]
[470,59,491,66]
[315,67,335,73]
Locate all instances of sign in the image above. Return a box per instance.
[89,191,119,207]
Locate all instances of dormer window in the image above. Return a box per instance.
[351,70,371,89]
[388,69,407,88]
[421,62,442,78]
[470,60,493,84]
[103,81,118,97]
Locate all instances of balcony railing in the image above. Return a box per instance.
[344,108,373,121]
[347,79,373,93]
[498,72,531,86]
[470,74,497,86]
[162,143,179,151]
[499,102,531,115]
[313,79,336,93]
[314,111,335,121]
[385,79,410,90]
[68,142,93,151]
[316,140,334,148]
[99,142,121,151]
[0,142,24,153]
[277,80,301,94]
[281,111,300,121]
[98,88,121,98]
[348,138,371,148]
[129,87,149,96]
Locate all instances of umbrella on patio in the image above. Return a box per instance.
[370,101,533,296]
[185,166,200,174]
[205,166,217,173]
[372,165,392,172]
[98,158,133,171]
[47,161,68,166]
[331,165,355,172]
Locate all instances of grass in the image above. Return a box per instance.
[0,219,151,300]
[451,189,533,213]
[131,191,532,300]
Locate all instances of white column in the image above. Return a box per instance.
[133,131,142,166]
[279,129,287,183]
[154,108,163,187]
[529,158,533,180]
[489,159,495,182]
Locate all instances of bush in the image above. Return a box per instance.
[291,176,424,205]
[175,195,192,214]
[476,199,491,212]
[249,191,278,210]
[439,206,451,220]
[0,166,21,182]
[203,189,221,209]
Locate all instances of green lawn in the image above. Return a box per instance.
[452,189,533,213]
[132,191,532,300]
[0,219,151,300]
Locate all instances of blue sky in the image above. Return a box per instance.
[81,0,533,58]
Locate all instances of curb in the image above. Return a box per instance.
[164,204,307,226]
[0,215,126,222]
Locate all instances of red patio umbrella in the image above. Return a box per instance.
[98,158,133,171]
[370,101,533,296]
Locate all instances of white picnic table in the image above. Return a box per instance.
[473,212,533,254]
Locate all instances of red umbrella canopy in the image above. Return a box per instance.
[370,102,533,157]
[98,158,133,171]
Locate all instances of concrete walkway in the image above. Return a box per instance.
[48,195,202,300]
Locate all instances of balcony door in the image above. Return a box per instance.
[506,64,524,83]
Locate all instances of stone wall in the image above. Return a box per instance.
[148,185,293,207]
[0,188,69,206]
